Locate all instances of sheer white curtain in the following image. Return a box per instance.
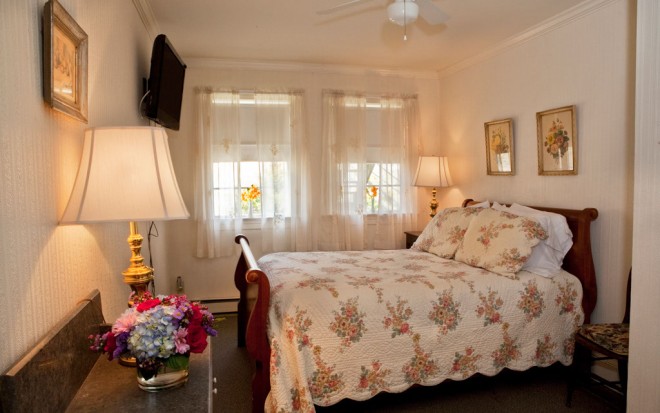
[194,88,311,258]
[319,90,418,251]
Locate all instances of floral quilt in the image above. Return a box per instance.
[258,249,584,412]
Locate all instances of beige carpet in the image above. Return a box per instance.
[211,314,623,413]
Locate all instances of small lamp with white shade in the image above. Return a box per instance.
[412,155,453,218]
[60,126,189,306]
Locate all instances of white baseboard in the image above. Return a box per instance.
[198,298,238,314]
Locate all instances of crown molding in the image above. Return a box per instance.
[185,57,442,80]
[438,0,619,78]
[132,0,160,41]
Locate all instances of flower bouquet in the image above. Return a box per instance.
[241,184,261,217]
[241,184,261,203]
[90,292,216,388]
[544,117,570,160]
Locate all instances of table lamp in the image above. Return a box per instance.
[413,156,453,217]
[60,126,189,306]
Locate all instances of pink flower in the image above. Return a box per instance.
[400,323,409,334]
[174,328,190,354]
[359,377,368,388]
[112,311,137,334]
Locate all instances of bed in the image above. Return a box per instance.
[233,199,598,413]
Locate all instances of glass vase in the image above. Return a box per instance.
[136,360,189,392]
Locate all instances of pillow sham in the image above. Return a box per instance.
[411,207,483,258]
[454,208,548,279]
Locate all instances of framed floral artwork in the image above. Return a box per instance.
[43,0,88,122]
[484,118,514,175]
[536,105,577,175]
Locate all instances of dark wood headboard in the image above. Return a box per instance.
[462,199,599,323]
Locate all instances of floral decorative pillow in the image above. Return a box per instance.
[454,208,549,278]
[412,207,483,258]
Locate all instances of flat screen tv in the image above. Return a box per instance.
[143,34,186,130]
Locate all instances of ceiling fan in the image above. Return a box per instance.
[318,0,449,40]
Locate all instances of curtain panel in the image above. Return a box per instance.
[319,90,419,251]
[194,88,311,258]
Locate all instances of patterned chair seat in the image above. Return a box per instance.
[578,323,629,357]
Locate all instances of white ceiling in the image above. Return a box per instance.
[143,0,587,72]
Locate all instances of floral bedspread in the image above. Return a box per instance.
[258,249,584,412]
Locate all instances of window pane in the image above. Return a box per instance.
[341,162,402,215]
[213,160,292,219]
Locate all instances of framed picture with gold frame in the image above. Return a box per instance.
[484,118,514,175]
[536,105,577,175]
[43,0,88,122]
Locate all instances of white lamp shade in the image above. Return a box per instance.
[60,126,189,224]
[388,0,419,26]
[413,156,453,188]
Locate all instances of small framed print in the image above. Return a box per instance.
[537,105,577,175]
[484,118,514,175]
[43,0,88,122]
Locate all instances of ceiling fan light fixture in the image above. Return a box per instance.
[387,0,419,26]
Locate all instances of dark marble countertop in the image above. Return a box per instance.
[66,350,212,413]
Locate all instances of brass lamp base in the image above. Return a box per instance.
[119,354,137,367]
[429,187,439,218]
[123,221,154,307]
[117,221,153,368]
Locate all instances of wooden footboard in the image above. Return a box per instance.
[234,235,271,413]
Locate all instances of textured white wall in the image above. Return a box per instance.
[162,64,441,302]
[629,0,660,411]
[0,0,152,373]
[435,0,635,324]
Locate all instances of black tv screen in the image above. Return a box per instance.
[144,34,186,130]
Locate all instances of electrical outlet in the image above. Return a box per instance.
[176,276,184,293]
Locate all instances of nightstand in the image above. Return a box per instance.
[404,230,421,249]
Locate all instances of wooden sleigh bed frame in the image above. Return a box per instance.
[233,199,599,412]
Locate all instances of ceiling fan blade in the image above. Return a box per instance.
[415,0,450,25]
[317,0,378,15]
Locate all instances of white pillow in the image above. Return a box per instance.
[509,204,573,254]
[491,202,508,212]
[467,200,490,208]
[505,203,573,278]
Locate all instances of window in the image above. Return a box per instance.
[210,92,292,220]
[195,88,308,257]
[212,161,290,219]
[344,162,401,215]
[320,91,418,250]
[325,94,411,216]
